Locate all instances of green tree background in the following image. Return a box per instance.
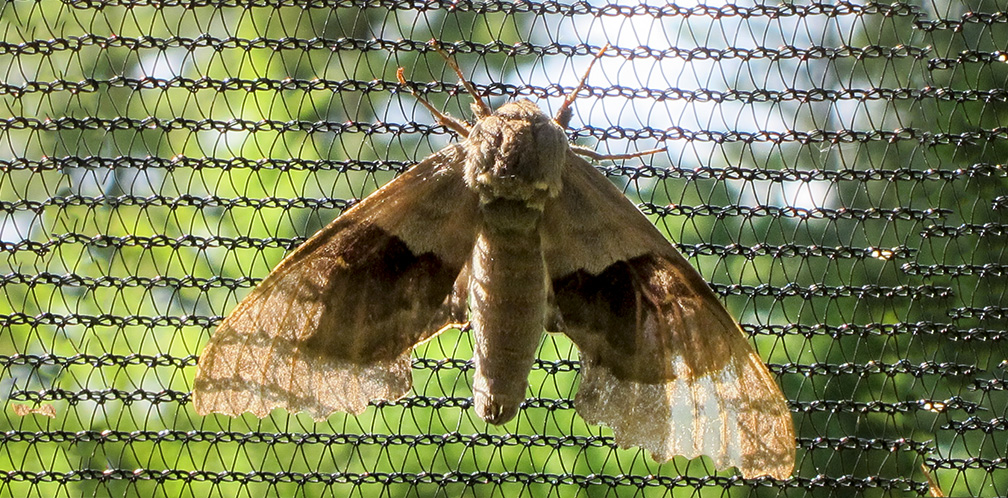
[1,1,1005,497]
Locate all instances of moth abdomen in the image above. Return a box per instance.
[469,205,548,425]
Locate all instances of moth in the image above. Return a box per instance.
[193,47,796,479]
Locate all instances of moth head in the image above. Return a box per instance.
[463,100,569,208]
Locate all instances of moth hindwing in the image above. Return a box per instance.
[193,58,795,480]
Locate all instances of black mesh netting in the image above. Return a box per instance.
[1,1,1006,497]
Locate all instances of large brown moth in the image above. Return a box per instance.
[193,46,796,479]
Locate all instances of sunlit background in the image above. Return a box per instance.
[1,0,1006,496]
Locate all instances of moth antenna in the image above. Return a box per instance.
[571,144,668,161]
[397,67,471,138]
[555,43,611,128]
[430,40,493,118]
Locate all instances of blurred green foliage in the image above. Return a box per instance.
[1,1,1006,497]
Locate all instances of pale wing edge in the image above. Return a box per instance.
[574,340,795,479]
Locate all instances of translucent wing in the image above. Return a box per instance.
[543,155,795,479]
[193,144,478,420]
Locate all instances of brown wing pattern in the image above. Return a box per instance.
[545,156,795,479]
[193,145,478,420]
[541,153,676,277]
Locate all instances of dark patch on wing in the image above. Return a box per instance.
[552,253,739,384]
[296,221,461,363]
[552,255,663,382]
[552,258,643,357]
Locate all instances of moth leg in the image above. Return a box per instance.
[396,68,471,137]
[428,40,492,117]
[569,145,667,162]
[545,283,565,333]
[421,260,471,340]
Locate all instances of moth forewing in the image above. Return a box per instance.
[192,146,481,420]
[543,156,795,479]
